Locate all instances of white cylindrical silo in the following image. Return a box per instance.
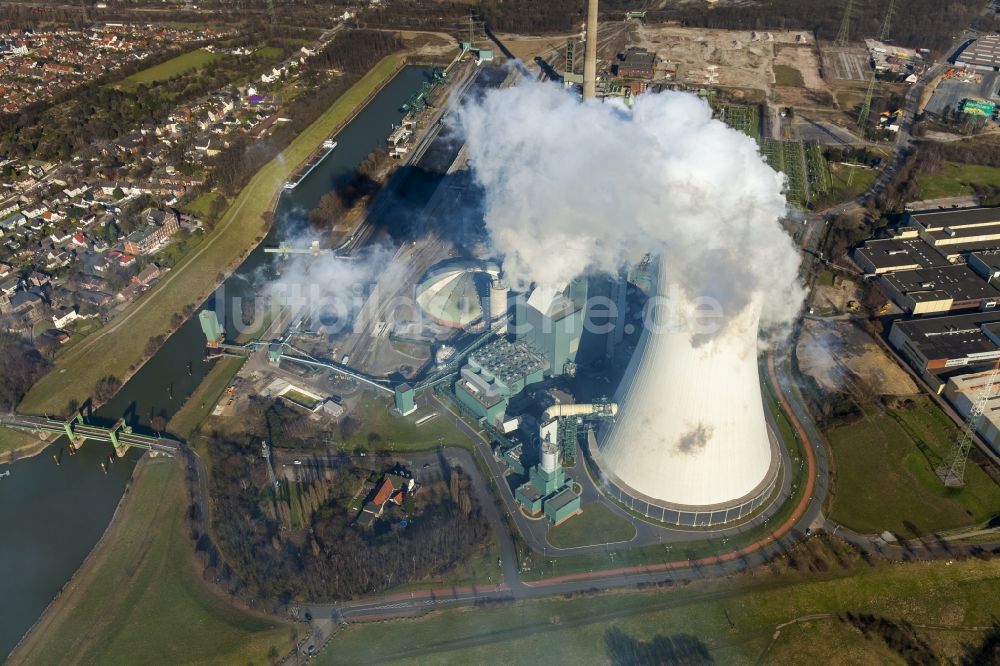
[541,442,559,473]
[489,278,509,332]
[489,279,509,320]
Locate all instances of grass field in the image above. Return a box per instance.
[282,388,320,410]
[773,64,805,87]
[166,356,244,439]
[182,191,225,220]
[20,53,407,416]
[916,161,1000,200]
[255,46,284,59]
[827,398,1000,536]
[319,557,1000,665]
[383,541,503,595]
[9,457,294,665]
[343,393,474,453]
[547,503,636,549]
[117,48,222,91]
[820,162,878,206]
[0,427,42,455]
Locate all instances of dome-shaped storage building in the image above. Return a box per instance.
[592,265,781,527]
[415,259,500,329]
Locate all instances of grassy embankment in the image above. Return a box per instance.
[0,428,44,456]
[116,48,223,91]
[8,457,294,665]
[341,394,475,454]
[19,52,407,417]
[165,356,245,441]
[547,503,637,549]
[916,161,1000,200]
[319,556,1000,665]
[826,397,1000,536]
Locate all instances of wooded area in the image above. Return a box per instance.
[208,30,402,196]
[0,334,50,410]
[195,422,492,604]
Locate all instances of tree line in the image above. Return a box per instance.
[0,333,50,411]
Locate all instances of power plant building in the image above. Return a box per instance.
[514,441,580,524]
[592,263,780,526]
[453,338,547,425]
[514,279,587,376]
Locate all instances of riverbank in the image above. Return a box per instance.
[18,51,410,417]
[8,456,294,664]
[0,428,53,463]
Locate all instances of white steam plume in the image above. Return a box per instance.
[262,239,398,336]
[458,81,803,336]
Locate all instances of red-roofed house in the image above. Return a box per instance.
[357,473,415,527]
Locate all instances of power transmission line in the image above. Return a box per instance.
[836,0,854,47]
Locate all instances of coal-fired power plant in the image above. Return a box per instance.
[459,30,803,530]
[593,266,781,527]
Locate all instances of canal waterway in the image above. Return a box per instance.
[0,65,434,659]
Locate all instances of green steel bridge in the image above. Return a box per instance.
[1,411,180,457]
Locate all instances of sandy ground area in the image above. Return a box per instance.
[774,44,826,90]
[629,25,811,91]
[396,31,458,58]
[797,318,918,396]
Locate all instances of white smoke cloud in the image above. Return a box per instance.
[458,81,804,336]
[260,238,398,336]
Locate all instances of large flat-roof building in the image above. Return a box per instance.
[954,34,1000,72]
[888,310,1000,375]
[854,236,950,274]
[880,264,1000,314]
[943,370,1000,456]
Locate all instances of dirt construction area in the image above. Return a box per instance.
[629,25,814,91]
[797,318,918,396]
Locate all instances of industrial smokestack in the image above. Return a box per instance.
[583,0,598,99]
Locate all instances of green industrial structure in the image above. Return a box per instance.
[454,338,546,426]
[199,309,224,346]
[394,383,416,415]
[961,98,996,117]
[1,411,180,457]
[514,441,580,524]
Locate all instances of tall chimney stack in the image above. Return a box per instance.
[583,0,598,100]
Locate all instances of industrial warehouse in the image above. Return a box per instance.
[854,205,1000,454]
[856,206,1000,314]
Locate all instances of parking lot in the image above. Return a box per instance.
[925,71,1000,117]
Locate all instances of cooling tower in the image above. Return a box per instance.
[594,265,781,527]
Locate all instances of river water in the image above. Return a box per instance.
[0,65,433,659]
